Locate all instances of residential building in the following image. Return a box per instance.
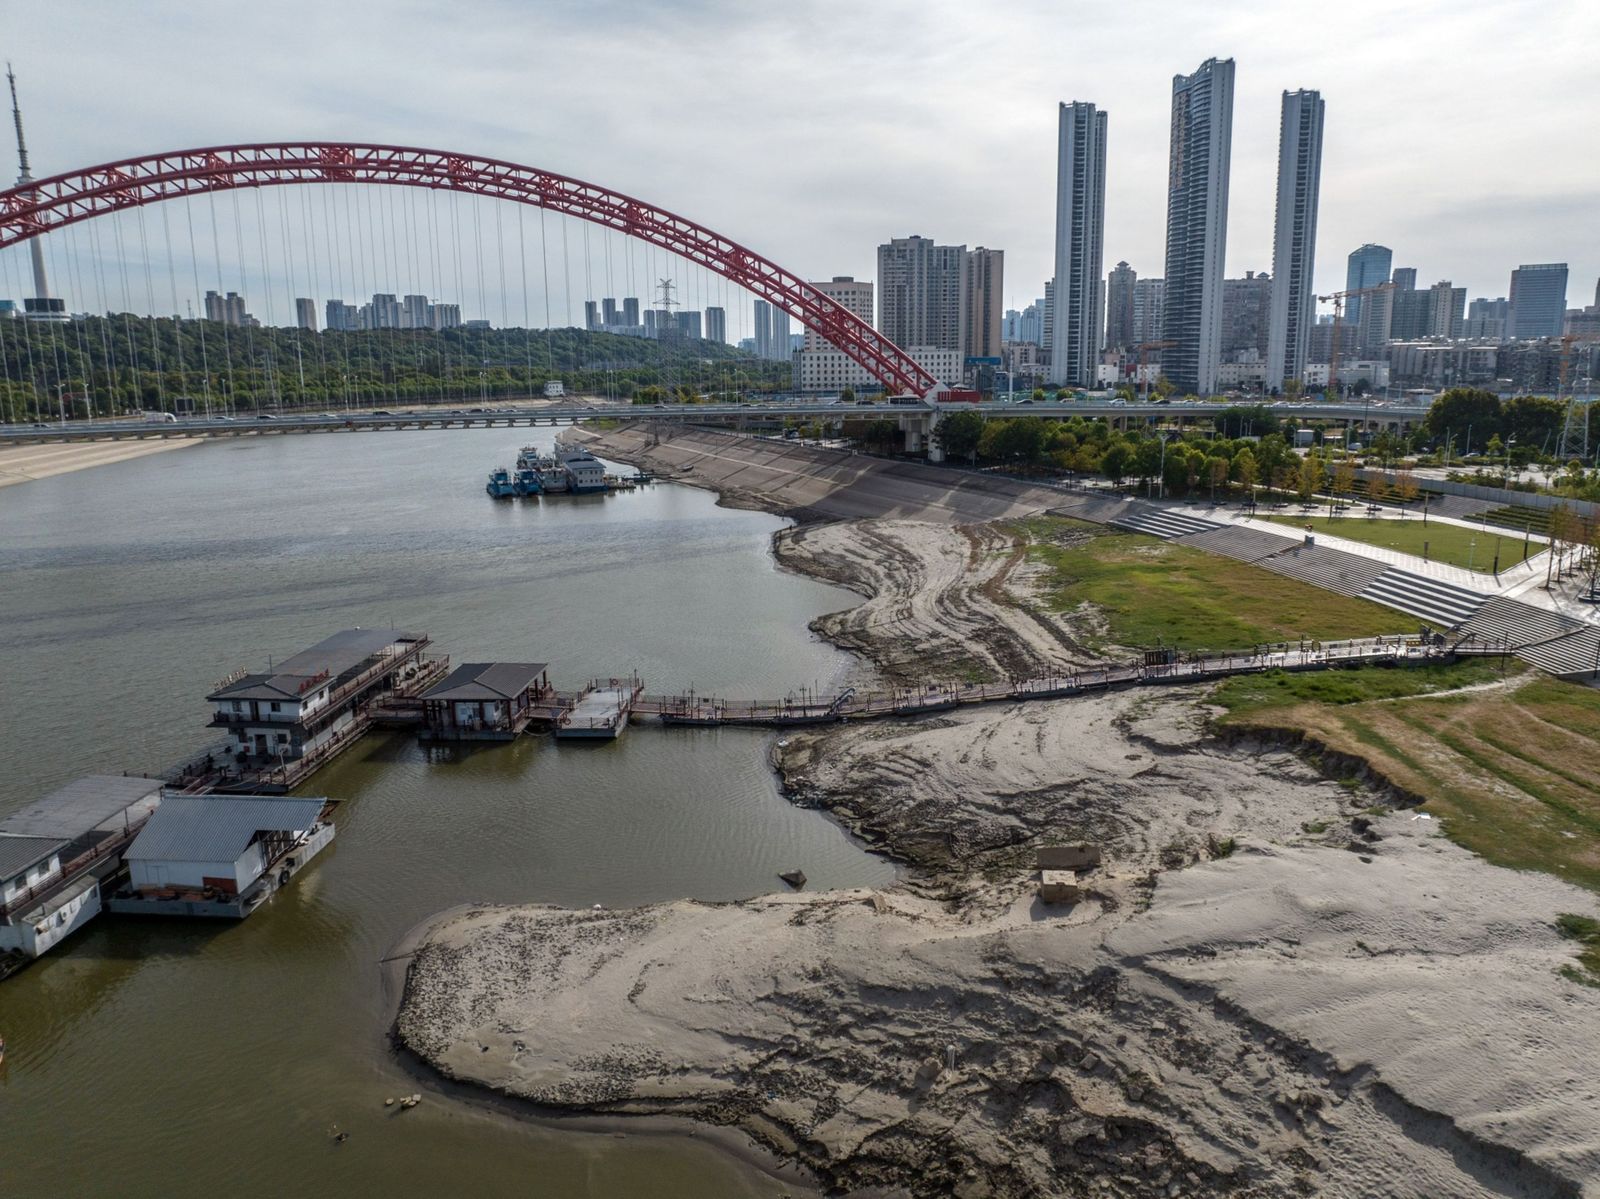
[204,290,255,327]
[1041,281,1055,353]
[294,297,317,331]
[1307,315,1355,365]
[1508,263,1568,339]
[1426,281,1466,338]
[584,300,600,331]
[961,247,1005,361]
[325,299,358,331]
[1050,101,1108,388]
[1566,306,1600,337]
[429,303,461,330]
[623,297,640,327]
[675,310,702,340]
[907,345,963,386]
[1221,271,1272,362]
[1105,261,1136,352]
[795,277,876,393]
[1132,278,1166,345]
[1162,58,1235,395]
[770,308,791,360]
[402,295,429,329]
[1388,272,1431,342]
[1265,88,1324,392]
[704,306,726,344]
[753,299,772,359]
[1465,297,1509,339]
[1386,341,1498,388]
[877,235,966,355]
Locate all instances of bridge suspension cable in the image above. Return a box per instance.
[0,142,938,396]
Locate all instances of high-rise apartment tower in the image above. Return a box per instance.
[1162,58,1234,395]
[1049,101,1108,388]
[1265,89,1324,391]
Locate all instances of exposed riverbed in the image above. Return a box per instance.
[0,427,894,1198]
[399,424,1600,1198]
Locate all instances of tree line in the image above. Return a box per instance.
[0,316,790,418]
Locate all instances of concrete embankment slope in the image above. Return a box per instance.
[0,438,196,488]
[571,421,1081,523]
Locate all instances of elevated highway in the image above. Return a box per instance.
[0,397,1432,448]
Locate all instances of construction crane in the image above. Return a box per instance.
[1315,282,1394,400]
[1132,340,1176,399]
[1557,334,1598,463]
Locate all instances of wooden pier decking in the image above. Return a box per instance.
[628,635,1512,728]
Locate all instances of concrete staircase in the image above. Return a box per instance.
[1109,505,1223,540]
[1358,569,1488,628]
[1260,544,1393,598]
[1453,596,1600,679]
[1178,525,1300,562]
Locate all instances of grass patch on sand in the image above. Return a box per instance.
[1221,670,1600,894]
[1026,522,1411,652]
[1212,659,1506,721]
[1260,514,1535,571]
[1556,914,1600,987]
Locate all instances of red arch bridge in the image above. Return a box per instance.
[0,141,943,398]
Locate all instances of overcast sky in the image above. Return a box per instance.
[3,0,1597,323]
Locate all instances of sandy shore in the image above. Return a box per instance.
[398,430,1600,1198]
[0,438,197,488]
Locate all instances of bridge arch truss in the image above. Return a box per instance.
[0,142,937,396]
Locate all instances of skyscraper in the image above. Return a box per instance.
[704,306,726,344]
[877,235,966,355]
[1426,281,1466,338]
[961,248,1005,360]
[1050,101,1108,388]
[294,298,318,331]
[1105,262,1136,352]
[1265,89,1324,392]
[1508,263,1568,339]
[1344,243,1393,355]
[1162,58,1234,395]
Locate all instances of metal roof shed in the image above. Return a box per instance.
[127,796,327,863]
[0,775,164,841]
[422,662,549,702]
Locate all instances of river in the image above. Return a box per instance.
[0,426,894,1197]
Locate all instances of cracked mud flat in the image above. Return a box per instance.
[397,453,1600,1197]
[774,519,1102,684]
[398,687,1600,1198]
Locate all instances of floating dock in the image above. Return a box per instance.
[556,679,642,740]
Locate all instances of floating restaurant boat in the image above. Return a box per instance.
[485,467,515,498]
[556,445,608,493]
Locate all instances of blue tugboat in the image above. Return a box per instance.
[485,466,516,498]
[512,465,542,497]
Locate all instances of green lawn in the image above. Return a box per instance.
[1026,524,1412,652]
[1219,670,1600,897]
[1211,659,1509,721]
[1260,513,1536,571]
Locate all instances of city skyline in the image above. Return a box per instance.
[2,2,1594,318]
